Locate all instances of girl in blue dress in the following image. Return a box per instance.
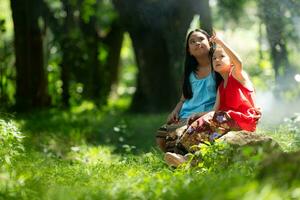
[156,29,222,152]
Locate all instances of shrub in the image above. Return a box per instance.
[0,119,24,166]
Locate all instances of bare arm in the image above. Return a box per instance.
[167,94,185,124]
[213,89,220,111]
[210,34,247,84]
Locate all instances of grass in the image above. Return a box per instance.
[1,102,300,199]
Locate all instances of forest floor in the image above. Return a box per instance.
[1,101,300,200]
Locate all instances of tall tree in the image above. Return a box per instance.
[79,0,123,103]
[41,0,78,106]
[100,20,124,102]
[258,0,290,86]
[11,0,50,110]
[217,0,297,90]
[199,0,213,35]
[113,0,202,112]
[42,0,123,106]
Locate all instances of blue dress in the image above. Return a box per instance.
[179,71,217,119]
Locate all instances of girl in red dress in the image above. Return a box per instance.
[164,33,262,167]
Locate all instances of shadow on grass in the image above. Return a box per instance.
[15,106,167,156]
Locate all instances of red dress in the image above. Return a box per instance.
[218,73,261,131]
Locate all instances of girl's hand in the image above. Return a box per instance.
[187,113,200,125]
[210,33,223,45]
[167,110,179,124]
[249,107,262,121]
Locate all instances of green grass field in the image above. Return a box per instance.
[1,102,300,200]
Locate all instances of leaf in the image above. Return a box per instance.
[4,155,11,165]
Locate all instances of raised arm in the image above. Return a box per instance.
[210,34,246,83]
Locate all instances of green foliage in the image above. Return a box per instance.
[0,19,5,32]
[187,142,234,171]
[1,107,300,199]
[81,0,97,23]
[81,0,117,33]
[0,12,15,107]
[47,48,63,105]
[112,33,137,99]
[217,0,248,22]
[42,0,121,107]
[259,113,300,152]
[0,119,24,167]
[180,141,266,177]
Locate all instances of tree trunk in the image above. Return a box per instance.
[43,0,122,106]
[259,0,290,87]
[11,0,50,110]
[79,15,100,100]
[199,0,213,35]
[129,30,176,112]
[41,0,73,107]
[113,0,200,112]
[58,0,76,107]
[79,15,123,105]
[101,20,124,103]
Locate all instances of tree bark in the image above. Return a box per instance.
[59,0,75,107]
[129,30,175,112]
[79,13,123,105]
[42,0,123,106]
[113,0,200,112]
[11,0,50,110]
[101,20,124,102]
[199,0,213,35]
[259,0,290,86]
[41,0,74,107]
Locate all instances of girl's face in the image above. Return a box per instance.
[212,48,231,73]
[188,32,210,57]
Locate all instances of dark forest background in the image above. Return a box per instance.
[0,0,299,114]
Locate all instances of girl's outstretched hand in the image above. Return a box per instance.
[210,33,223,45]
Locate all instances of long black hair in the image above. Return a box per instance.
[182,29,217,99]
[211,47,223,92]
